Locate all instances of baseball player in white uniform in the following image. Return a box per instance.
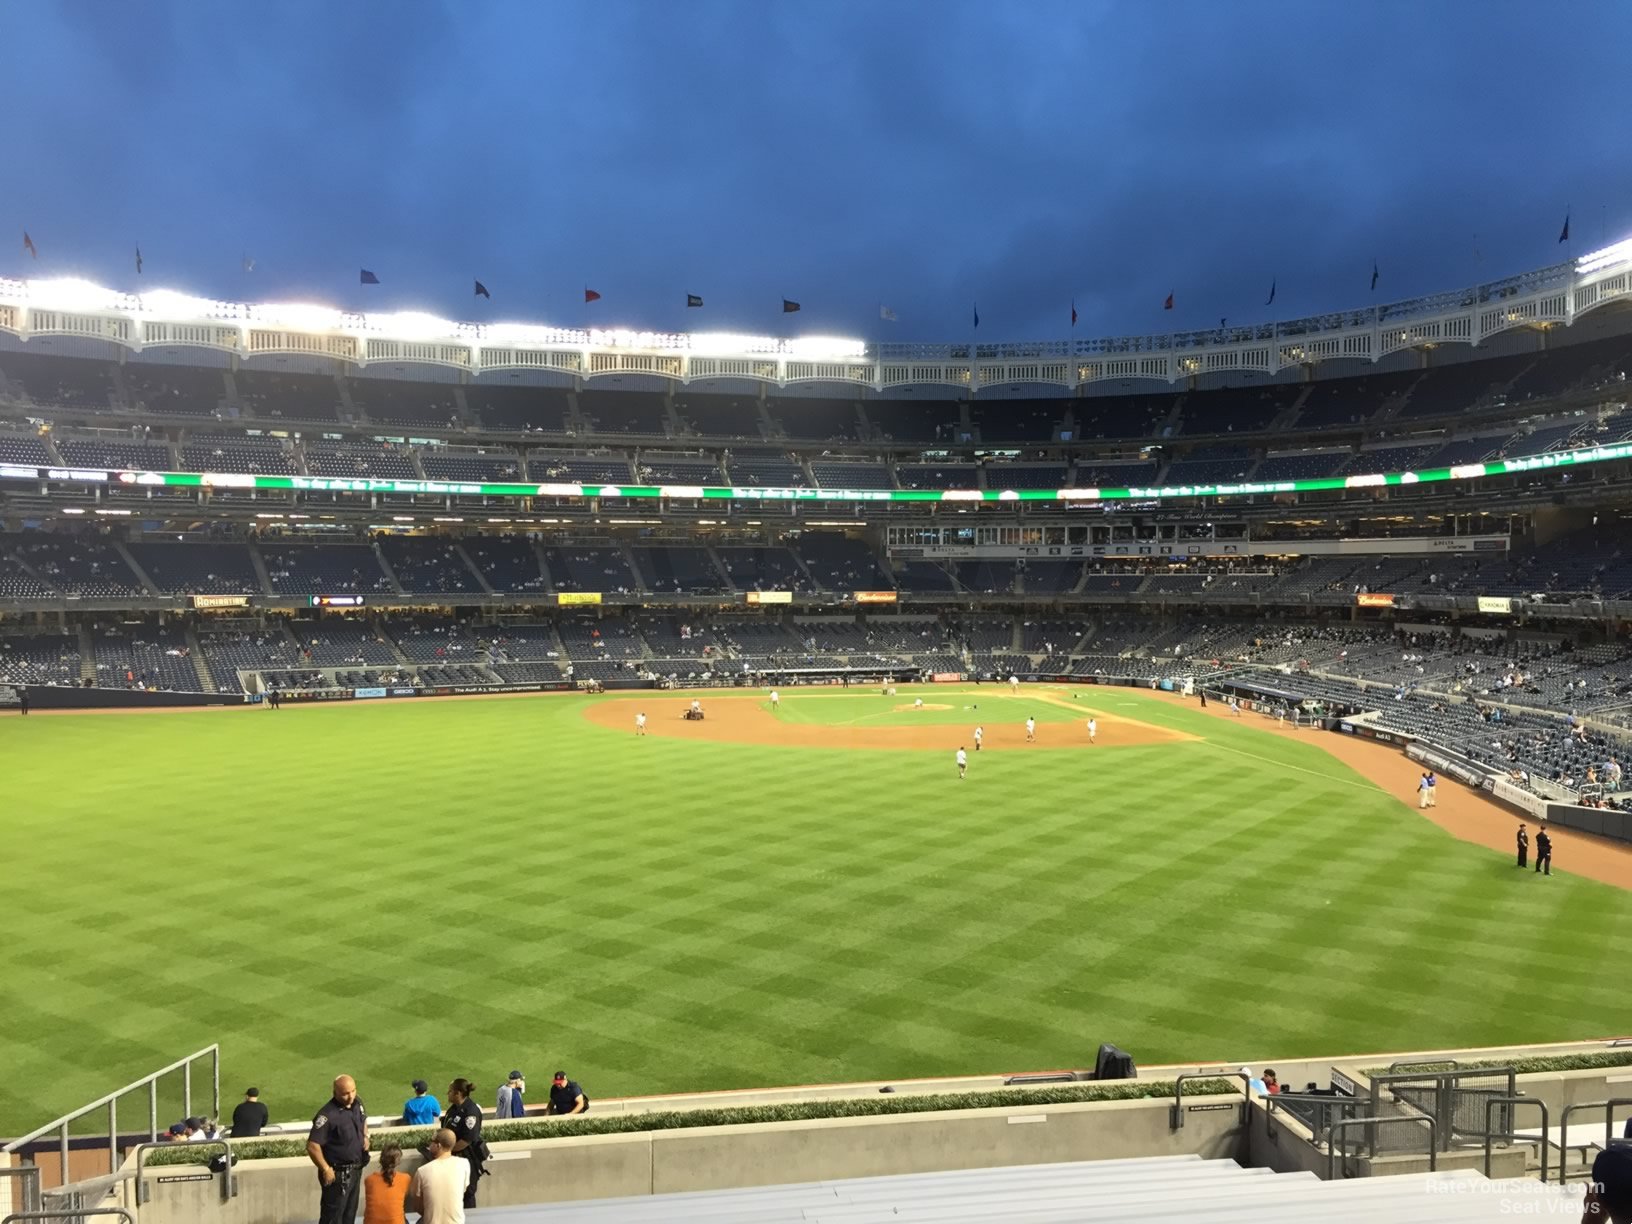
[769,689,780,709]
[914,697,924,709]
[973,725,984,752]
[1009,674,1020,694]
[956,746,968,779]
[635,712,647,736]
[1025,716,1036,743]
[1087,717,1097,743]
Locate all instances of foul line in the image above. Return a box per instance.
[1192,738,1390,794]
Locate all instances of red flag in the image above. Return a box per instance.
[1163,292,1174,310]
[1071,301,1078,327]
[584,288,601,303]
[23,231,37,259]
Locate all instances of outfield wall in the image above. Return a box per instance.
[123,1095,1247,1224]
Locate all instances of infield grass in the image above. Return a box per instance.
[4,686,1631,1135]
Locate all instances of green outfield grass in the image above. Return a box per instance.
[4,686,1631,1137]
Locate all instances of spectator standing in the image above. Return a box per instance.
[439,1079,485,1209]
[363,1145,410,1224]
[402,1080,441,1126]
[496,1071,525,1119]
[546,1071,589,1116]
[408,1129,470,1224]
[307,1074,369,1224]
[1535,823,1553,876]
[231,1088,268,1138]
[17,688,27,715]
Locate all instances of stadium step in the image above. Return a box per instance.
[184,624,216,693]
[111,539,161,597]
[372,541,406,595]
[456,542,497,595]
[247,542,275,596]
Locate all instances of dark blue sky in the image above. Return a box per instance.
[5,0,1631,342]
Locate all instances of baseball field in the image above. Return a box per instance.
[5,684,1632,1136]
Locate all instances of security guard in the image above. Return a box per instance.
[440,1078,486,1208]
[306,1075,369,1224]
[1535,823,1552,876]
[1516,822,1529,869]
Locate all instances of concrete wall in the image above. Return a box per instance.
[130,1094,1247,1224]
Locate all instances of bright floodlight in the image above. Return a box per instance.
[688,332,781,357]
[365,311,457,341]
[249,302,346,332]
[1577,235,1632,277]
[137,289,216,317]
[784,335,867,360]
[26,278,123,313]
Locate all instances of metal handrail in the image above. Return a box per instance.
[3,1213,135,1224]
[1326,1115,1436,1180]
[1482,1096,1555,1183]
[0,1168,42,1216]
[1168,1070,1241,1130]
[132,1140,233,1206]
[2,1045,219,1181]
[1387,1058,1459,1074]
[1558,1097,1632,1184]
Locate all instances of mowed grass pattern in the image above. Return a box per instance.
[4,687,1631,1134]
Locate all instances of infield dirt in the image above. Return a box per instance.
[584,692,1194,751]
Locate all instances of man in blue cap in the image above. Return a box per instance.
[496,1071,525,1119]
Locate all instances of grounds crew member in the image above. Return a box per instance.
[438,1077,486,1208]
[307,1074,368,1224]
[1535,823,1552,876]
[1516,822,1529,869]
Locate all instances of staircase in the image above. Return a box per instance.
[533,540,555,592]
[621,543,650,595]
[703,545,734,592]
[372,541,405,594]
[1159,393,1188,437]
[183,624,217,693]
[334,375,358,424]
[454,543,496,594]
[76,624,96,686]
[111,540,161,597]
[1269,386,1313,431]
[247,542,275,596]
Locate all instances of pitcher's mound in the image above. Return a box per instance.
[895,702,952,712]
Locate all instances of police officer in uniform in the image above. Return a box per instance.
[1535,823,1552,876]
[306,1074,369,1224]
[440,1078,485,1209]
[1516,822,1529,869]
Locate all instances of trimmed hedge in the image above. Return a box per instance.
[145,1077,1238,1167]
[1362,1050,1632,1078]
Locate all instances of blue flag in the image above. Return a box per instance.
[973,303,980,328]
[474,280,490,298]
[360,268,380,285]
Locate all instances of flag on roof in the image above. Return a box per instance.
[782,299,800,313]
[1559,212,1570,244]
[1370,262,1379,292]
[1220,317,1227,329]
[23,232,37,259]
[135,246,143,275]
[973,303,980,328]
[880,304,897,322]
[584,287,601,303]
[474,280,490,299]
[1071,300,1077,327]
[1265,279,1276,307]
[687,294,703,307]
[360,268,380,285]
[1163,292,1173,310]
[242,254,255,273]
